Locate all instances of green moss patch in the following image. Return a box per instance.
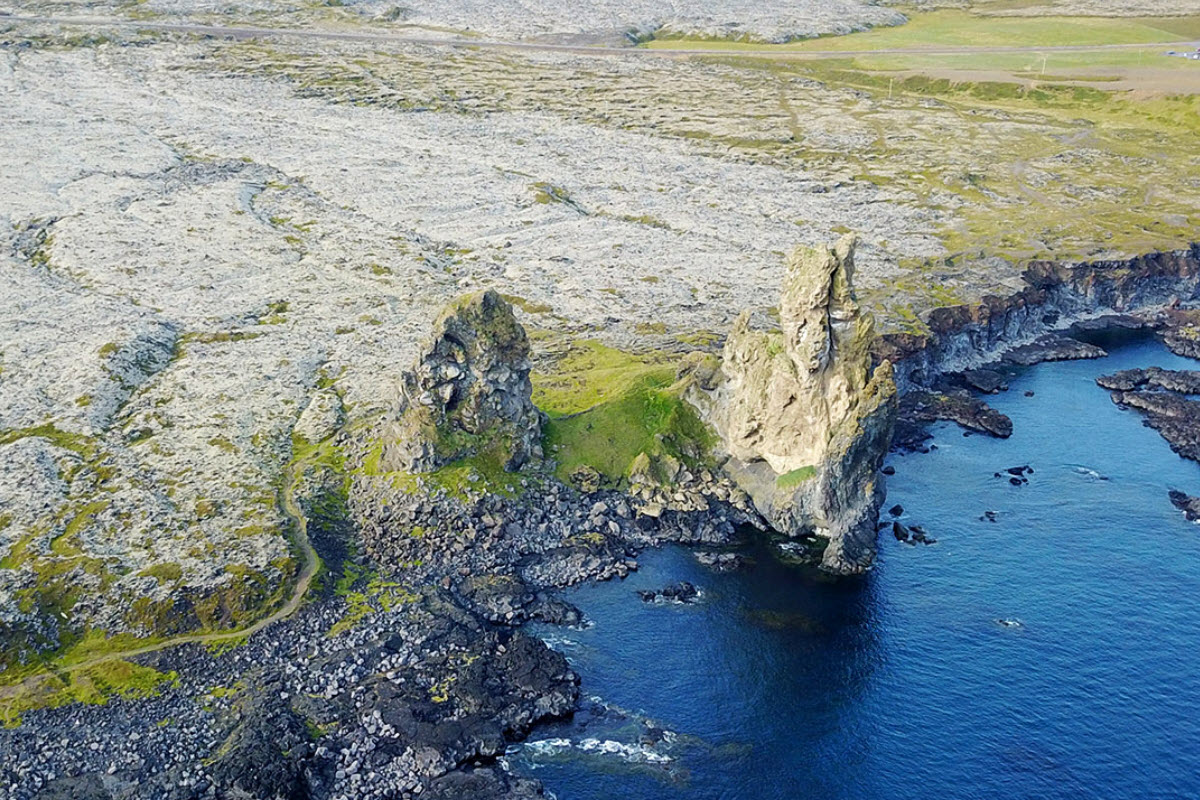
[327,564,418,638]
[776,465,817,490]
[528,339,718,487]
[532,339,678,417]
[0,424,100,461]
[0,658,177,728]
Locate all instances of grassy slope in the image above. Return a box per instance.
[535,341,716,486]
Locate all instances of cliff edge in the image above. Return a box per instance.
[685,236,897,573]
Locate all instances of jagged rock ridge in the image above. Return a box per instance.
[380,290,544,474]
[686,236,897,573]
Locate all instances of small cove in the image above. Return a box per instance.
[512,335,1200,800]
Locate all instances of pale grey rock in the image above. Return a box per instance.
[294,388,344,445]
[686,236,897,574]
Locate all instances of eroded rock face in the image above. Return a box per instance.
[686,236,897,574]
[380,290,543,473]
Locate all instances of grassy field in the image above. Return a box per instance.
[644,10,1200,51]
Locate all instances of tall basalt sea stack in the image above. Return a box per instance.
[379,289,544,473]
[685,235,897,573]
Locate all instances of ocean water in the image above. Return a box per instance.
[512,336,1200,800]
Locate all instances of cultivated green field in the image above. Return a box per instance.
[644,10,1200,51]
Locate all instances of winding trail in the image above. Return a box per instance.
[0,447,321,703]
[7,14,1200,59]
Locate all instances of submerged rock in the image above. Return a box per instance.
[694,550,747,572]
[379,290,544,473]
[684,236,897,574]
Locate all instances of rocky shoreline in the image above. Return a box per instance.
[881,244,1200,451]
[6,243,1200,800]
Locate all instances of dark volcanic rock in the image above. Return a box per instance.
[1097,367,1200,395]
[1169,490,1200,522]
[210,683,314,800]
[895,390,1012,450]
[960,368,1009,394]
[1111,390,1200,462]
[457,573,582,626]
[365,624,578,772]
[34,775,111,800]
[1001,334,1107,366]
[638,581,699,604]
[426,768,546,800]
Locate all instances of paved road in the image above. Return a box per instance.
[8,14,1200,59]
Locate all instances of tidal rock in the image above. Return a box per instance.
[1166,491,1200,522]
[895,390,1012,445]
[1109,390,1200,462]
[683,236,897,575]
[379,290,544,473]
[960,368,1008,394]
[1097,367,1200,395]
[637,581,700,604]
[1169,490,1200,522]
[1001,334,1106,366]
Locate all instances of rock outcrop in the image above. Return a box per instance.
[379,290,544,474]
[685,236,897,574]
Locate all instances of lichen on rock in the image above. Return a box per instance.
[685,235,897,574]
[378,290,544,475]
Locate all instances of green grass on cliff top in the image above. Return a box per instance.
[535,340,716,486]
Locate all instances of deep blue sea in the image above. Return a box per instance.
[511,335,1200,800]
